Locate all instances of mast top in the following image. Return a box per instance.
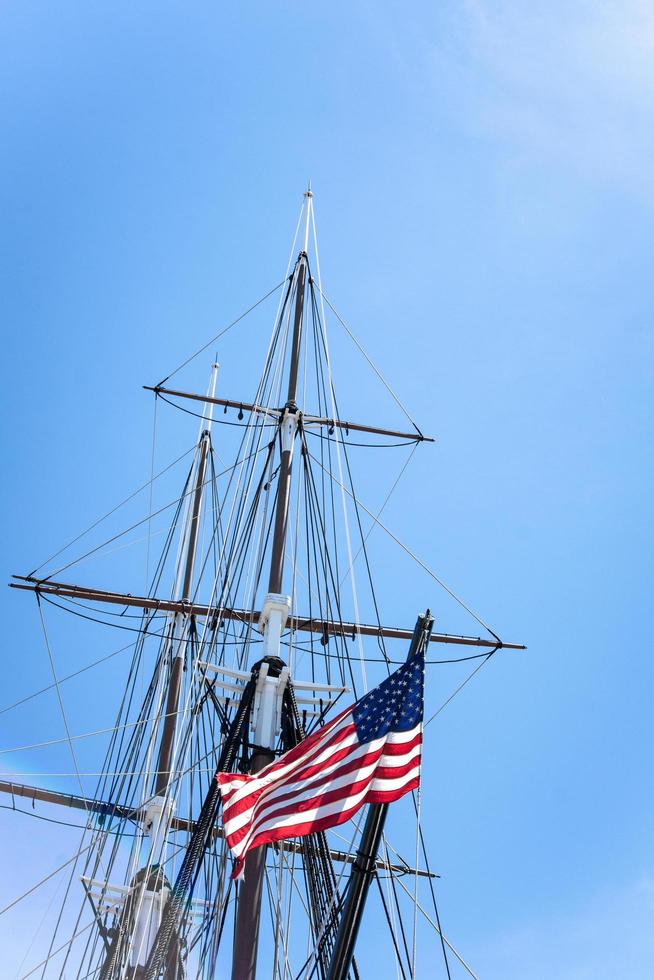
[302,183,312,254]
[202,360,220,431]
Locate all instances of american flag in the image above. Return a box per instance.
[217,649,425,879]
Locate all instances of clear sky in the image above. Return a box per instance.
[1,1,652,977]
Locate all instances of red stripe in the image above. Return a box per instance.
[230,795,369,879]
[380,731,422,755]
[366,774,420,804]
[372,757,421,781]
[215,772,249,795]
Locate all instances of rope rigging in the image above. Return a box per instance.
[5,197,503,980]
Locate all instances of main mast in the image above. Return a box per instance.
[230,188,311,980]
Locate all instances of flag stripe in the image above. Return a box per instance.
[221,725,421,818]
[221,733,422,842]
[225,747,397,848]
[231,757,422,859]
[234,764,422,860]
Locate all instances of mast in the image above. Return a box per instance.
[154,378,215,798]
[100,364,219,979]
[155,362,218,797]
[230,189,311,980]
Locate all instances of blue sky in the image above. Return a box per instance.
[1,1,653,976]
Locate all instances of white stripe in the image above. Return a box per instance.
[368,761,421,794]
[384,724,421,745]
[376,741,421,769]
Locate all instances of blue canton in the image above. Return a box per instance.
[352,651,425,744]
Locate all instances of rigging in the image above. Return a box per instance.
[4,189,523,979]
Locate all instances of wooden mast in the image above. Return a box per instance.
[154,425,211,797]
[230,188,311,980]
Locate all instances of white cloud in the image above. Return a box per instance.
[448,1,654,201]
